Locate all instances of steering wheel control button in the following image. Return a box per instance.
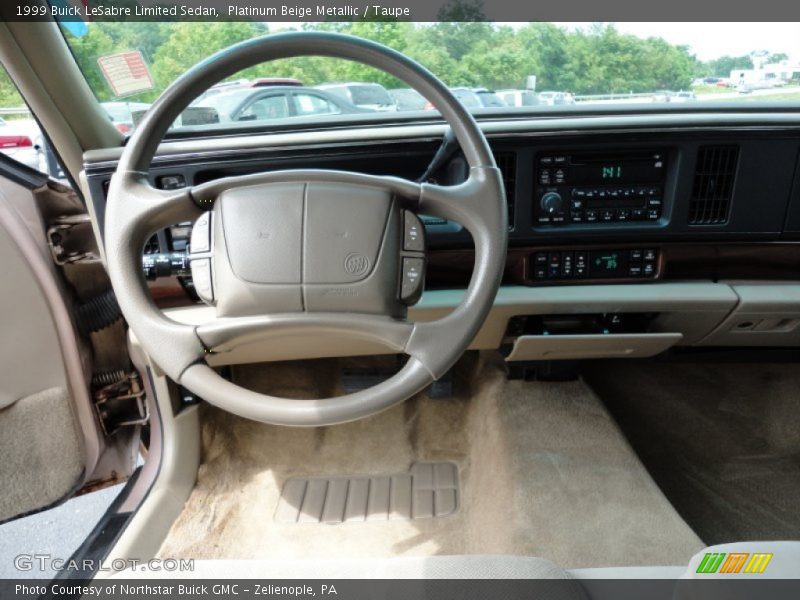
[190,211,211,254]
[403,211,425,252]
[190,258,214,303]
[400,257,425,304]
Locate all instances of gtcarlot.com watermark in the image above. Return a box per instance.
[14,554,194,574]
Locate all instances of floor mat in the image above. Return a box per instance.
[583,361,800,545]
[157,353,703,568]
[275,462,459,523]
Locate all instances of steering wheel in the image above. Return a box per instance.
[104,32,507,426]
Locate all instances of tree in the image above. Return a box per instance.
[0,67,24,112]
[766,52,789,64]
[702,55,754,78]
[151,22,267,90]
[61,25,115,101]
[40,21,769,109]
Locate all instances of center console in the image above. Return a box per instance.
[535,150,666,225]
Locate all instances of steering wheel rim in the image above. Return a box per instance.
[104,32,507,426]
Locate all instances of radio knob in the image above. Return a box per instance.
[540,191,564,214]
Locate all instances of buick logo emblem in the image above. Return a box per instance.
[344,253,370,276]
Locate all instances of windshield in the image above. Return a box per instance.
[48,21,800,134]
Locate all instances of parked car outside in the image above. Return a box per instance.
[316,82,398,112]
[101,101,152,134]
[537,91,575,105]
[497,89,540,107]
[449,87,482,109]
[671,91,697,102]
[0,117,46,171]
[194,78,304,103]
[193,86,369,123]
[651,90,675,103]
[388,88,432,111]
[474,89,507,108]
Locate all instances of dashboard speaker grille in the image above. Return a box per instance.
[495,151,516,230]
[689,145,739,225]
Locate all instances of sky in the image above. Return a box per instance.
[557,23,800,61]
[271,22,800,62]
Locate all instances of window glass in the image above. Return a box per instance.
[294,93,341,116]
[46,20,800,134]
[238,94,290,121]
[0,65,65,179]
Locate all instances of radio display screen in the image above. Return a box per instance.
[568,152,665,185]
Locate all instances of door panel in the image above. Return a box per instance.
[0,168,102,522]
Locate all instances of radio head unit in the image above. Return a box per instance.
[536,150,666,226]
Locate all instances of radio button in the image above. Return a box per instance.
[631,208,646,220]
[570,211,584,223]
[585,209,599,222]
[601,209,616,222]
[617,209,631,221]
[647,209,660,220]
[572,188,586,198]
[541,191,564,215]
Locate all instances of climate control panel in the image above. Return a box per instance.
[530,248,660,283]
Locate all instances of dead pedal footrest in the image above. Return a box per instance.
[275,462,459,524]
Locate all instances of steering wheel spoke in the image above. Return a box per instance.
[419,166,506,236]
[196,313,414,359]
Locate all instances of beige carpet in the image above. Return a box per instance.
[158,352,703,568]
[584,361,800,544]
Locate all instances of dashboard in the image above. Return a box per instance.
[82,112,800,361]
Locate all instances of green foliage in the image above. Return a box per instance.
[766,52,789,65]
[52,21,786,104]
[0,66,24,111]
[699,55,755,78]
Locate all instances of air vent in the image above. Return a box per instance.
[495,151,516,230]
[688,145,739,225]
